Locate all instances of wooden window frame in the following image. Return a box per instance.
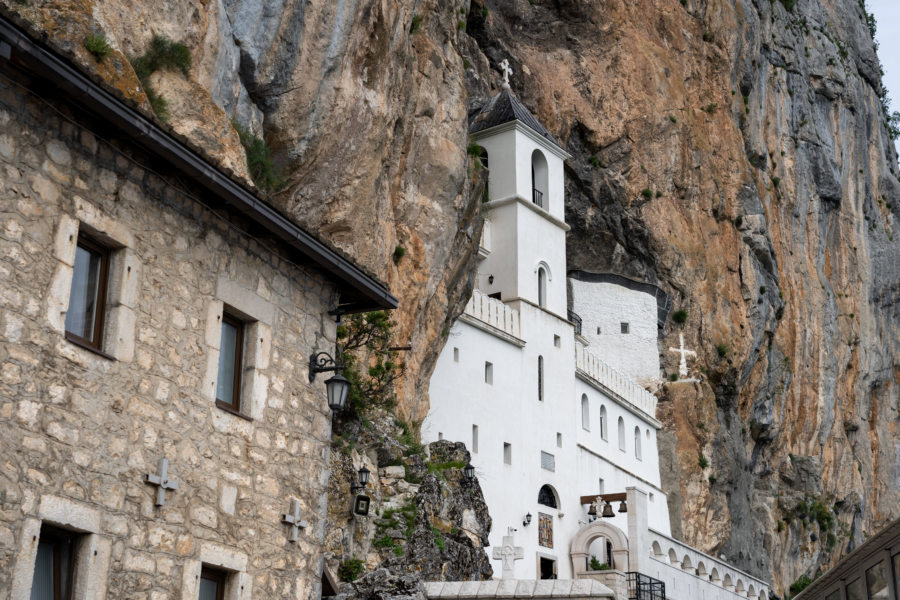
[64,235,111,355]
[37,525,77,600]
[200,567,227,600]
[215,312,245,415]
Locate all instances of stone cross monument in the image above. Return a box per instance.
[668,332,696,378]
[499,59,512,89]
[492,527,524,579]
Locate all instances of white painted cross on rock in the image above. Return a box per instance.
[668,332,696,378]
[492,527,524,579]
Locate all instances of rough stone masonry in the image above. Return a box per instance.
[0,60,348,598]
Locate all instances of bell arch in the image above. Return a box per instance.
[570,520,629,575]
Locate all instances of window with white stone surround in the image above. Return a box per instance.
[11,495,112,599]
[181,542,252,600]
[203,277,273,424]
[581,394,590,430]
[617,417,625,452]
[48,199,140,362]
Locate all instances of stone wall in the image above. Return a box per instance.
[0,71,339,599]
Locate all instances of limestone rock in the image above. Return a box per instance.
[335,569,427,600]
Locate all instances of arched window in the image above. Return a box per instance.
[538,484,558,508]
[581,394,590,430]
[537,267,547,307]
[537,355,544,401]
[599,405,608,441]
[617,417,625,452]
[531,149,548,209]
[634,426,642,461]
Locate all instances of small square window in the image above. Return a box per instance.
[453,347,459,362]
[484,362,493,385]
[438,432,444,440]
[31,525,78,600]
[216,312,245,413]
[540,451,555,471]
[620,322,629,334]
[596,326,601,335]
[200,566,228,600]
[65,235,110,352]
[503,442,511,465]
[553,335,561,347]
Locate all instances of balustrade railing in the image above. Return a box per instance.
[532,188,544,208]
[567,309,583,335]
[575,342,657,418]
[463,289,521,339]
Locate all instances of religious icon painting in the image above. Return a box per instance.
[538,512,553,548]
[353,495,370,516]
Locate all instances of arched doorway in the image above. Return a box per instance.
[570,520,629,575]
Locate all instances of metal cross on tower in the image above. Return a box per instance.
[144,458,179,507]
[282,497,308,543]
[499,58,512,89]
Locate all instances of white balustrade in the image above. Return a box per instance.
[575,342,658,419]
[463,289,521,339]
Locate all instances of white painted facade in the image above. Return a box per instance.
[423,89,770,600]
[569,277,661,387]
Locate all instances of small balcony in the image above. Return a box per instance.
[532,187,544,208]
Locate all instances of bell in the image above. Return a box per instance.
[601,501,615,518]
[618,500,627,513]
[587,501,597,516]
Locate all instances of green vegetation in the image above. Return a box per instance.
[668,115,677,123]
[733,215,743,227]
[672,309,688,324]
[232,121,285,193]
[393,245,407,265]
[458,20,466,30]
[589,155,604,169]
[432,526,446,552]
[788,575,813,599]
[697,421,705,430]
[130,35,192,123]
[336,311,406,418]
[373,535,396,549]
[589,555,603,571]
[410,14,423,34]
[701,103,718,114]
[708,475,717,485]
[698,453,709,469]
[778,0,797,12]
[759,286,767,294]
[83,32,111,61]
[338,558,365,582]
[669,373,678,382]
[426,459,467,478]
[716,343,728,358]
[641,188,653,199]
[771,176,781,188]
[702,30,713,43]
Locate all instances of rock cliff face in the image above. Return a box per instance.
[8,0,900,592]
[461,0,900,590]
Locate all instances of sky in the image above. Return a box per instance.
[867,0,900,154]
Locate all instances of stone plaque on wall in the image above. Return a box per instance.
[538,512,553,548]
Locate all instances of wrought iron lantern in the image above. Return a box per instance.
[309,349,350,412]
[463,463,476,480]
[351,466,370,493]
[523,512,532,527]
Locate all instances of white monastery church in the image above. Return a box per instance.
[422,69,771,600]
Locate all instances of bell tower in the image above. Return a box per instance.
[471,62,571,316]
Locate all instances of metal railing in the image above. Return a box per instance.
[532,188,544,208]
[627,572,666,600]
[568,309,583,335]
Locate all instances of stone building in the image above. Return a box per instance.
[0,12,395,600]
